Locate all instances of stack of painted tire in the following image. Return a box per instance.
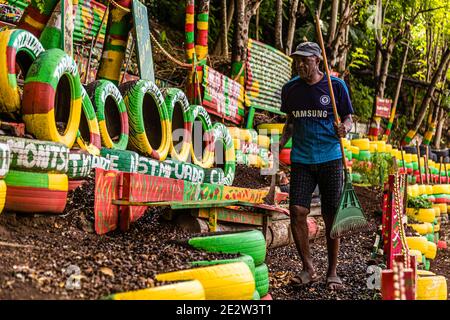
[0,142,10,214]
[257,123,289,166]
[165,230,271,300]
[0,136,69,214]
[229,127,269,169]
[245,39,292,112]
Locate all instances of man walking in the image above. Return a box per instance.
[277,42,354,290]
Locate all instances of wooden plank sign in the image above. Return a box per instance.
[94,168,122,235]
[132,0,155,82]
[375,97,392,118]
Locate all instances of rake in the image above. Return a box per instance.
[314,12,371,239]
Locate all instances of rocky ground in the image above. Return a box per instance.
[0,168,448,300]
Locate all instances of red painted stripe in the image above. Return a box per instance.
[22,82,55,114]
[5,186,67,214]
[368,127,379,137]
[185,24,195,32]
[109,33,128,42]
[90,133,102,148]
[120,111,129,134]
[151,149,160,160]
[196,31,208,45]
[186,43,195,49]
[6,47,16,74]
[186,5,195,14]
[24,6,50,24]
[116,0,132,8]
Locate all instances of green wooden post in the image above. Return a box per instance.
[60,0,65,50]
[246,106,256,129]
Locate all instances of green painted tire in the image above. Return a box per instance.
[164,88,192,162]
[0,29,44,114]
[188,230,266,265]
[190,254,256,277]
[137,156,170,177]
[255,263,269,297]
[100,148,139,173]
[203,167,225,185]
[0,136,68,173]
[0,143,11,179]
[212,123,235,186]
[68,151,93,179]
[86,80,129,150]
[120,80,170,160]
[163,159,205,184]
[358,150,371,161]
[5,170,67,190]
[351,172,362,183]
[91,155,111,170]
[76,86,101,156]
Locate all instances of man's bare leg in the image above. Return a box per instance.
[322,211,343,290]
[290,205,317,283]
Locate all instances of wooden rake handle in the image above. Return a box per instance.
[314,11,347,169]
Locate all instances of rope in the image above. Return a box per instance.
[109,0,131,13]
[149,31,207,69]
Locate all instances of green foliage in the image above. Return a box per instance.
[350,76,374,122]
[407,196,432,209]
[353,152,395,187]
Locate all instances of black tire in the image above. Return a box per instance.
[403,145,417,154]
[432,148,449,160]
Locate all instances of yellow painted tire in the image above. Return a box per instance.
[409,223,433,235]
[406,236,429,254]
[108,280,205,300]
[120,80,170,160]
[418,184,427,196]
[189,105,214,169]
[75,86,101,156]
[385,144,392,152]
[248,154,259,167]
[351,138,370,151]
[233,138,241,150]
[417,270,435,276]
[435,203,447,214]
[406,208,435,223]
[432,205,441,216]
[433,184,450,194]
[0,180,6,214]
[426,185,433,195]
[417,275,447,300]
[369,142,378,153]
[342,138,351,148]
[164,88,192,162]
[425,241,437,260]
[0,29,44,114]
[257,135,270,149]
[22,48,82,148]
[213,123,236,185]
[409,249,422,262]
[348,145,359,156]
[156,262,255,300]
[257,123,284,134]
[407,185,419,198]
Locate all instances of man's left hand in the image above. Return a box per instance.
[334,122,347,138]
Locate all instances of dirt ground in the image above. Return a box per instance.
[0,171,449,300]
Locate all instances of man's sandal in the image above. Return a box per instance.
[326,276,344,291]
[291,270,319,287]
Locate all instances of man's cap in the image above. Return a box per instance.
[290,42,322,60]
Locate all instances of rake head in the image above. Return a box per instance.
[330,171,373,239]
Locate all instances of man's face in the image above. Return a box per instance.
[294,56,320,80]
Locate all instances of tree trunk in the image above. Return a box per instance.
[402,47,450,145]
[411,87,418,120]
[255,6,260,40]
[434,108,446,149]
[274,0,284,50]
[285,0,299,55]
[231,0,262,83]
[213,0,234,56]
[383,41,409,141]
[327,0,339,47]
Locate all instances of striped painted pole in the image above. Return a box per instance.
[401,129,416,146]
[17,0,60,38]
[185,0,195,64]
[39,0,74,55]
[368,116,381,141]
[97,0,132,85]
[195,0,209,62]
[423,122,437,145]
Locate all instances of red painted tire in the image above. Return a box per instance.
[5,186,67,214]
[68,180,87,192]
[279,148,291,165]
